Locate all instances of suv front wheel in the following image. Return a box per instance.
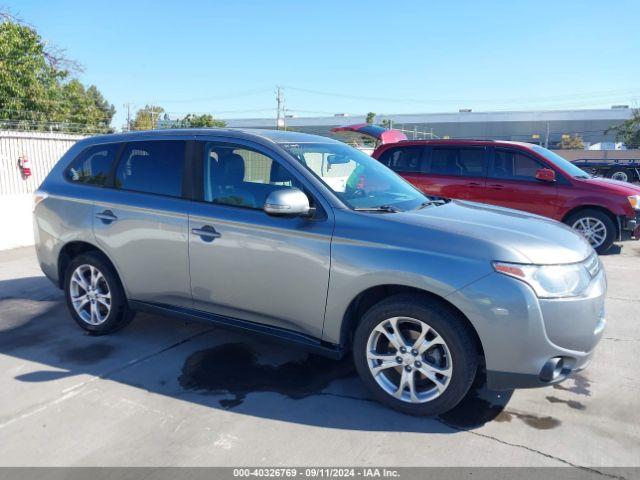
[353,294,478,416]
[565,209,616,254]
[64,252,134,335]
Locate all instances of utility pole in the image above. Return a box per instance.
[123,103,132,131]
[276,86,285,130]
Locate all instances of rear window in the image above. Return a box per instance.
[429,147,486,177]
[66,143,120,186]
[115,141,185,197]
[378,146,424,173]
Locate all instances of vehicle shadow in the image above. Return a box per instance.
[0,275,512,433]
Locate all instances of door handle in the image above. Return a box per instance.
[466,182,482,187]
[96,210,117,223]
[488,184,505,190]
[191,225,221,241]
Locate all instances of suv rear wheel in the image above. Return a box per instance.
[64,252,134,335]
[353,294,478,416]
[565,209,616,254]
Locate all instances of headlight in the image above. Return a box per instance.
[629,195,640,210]
[493,254,599,298]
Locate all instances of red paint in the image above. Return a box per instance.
[372,139,640,224]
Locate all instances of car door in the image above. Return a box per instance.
[376,145,428,189]
[420,146,488,200]
[92,138,193,308]
[483,147,558,217]
[187,138,333,340]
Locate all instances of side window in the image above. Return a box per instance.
[429,148,486,177]
[491,149,543,181]
[203,143,302,209]
[115,141,185,197]
[66,143,120,186]
[378,146,424,173]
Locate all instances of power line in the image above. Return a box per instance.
[283,85,640,106]
[164,107,274,116]
[153,87,273,104]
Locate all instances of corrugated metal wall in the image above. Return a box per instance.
[0,131,85,195]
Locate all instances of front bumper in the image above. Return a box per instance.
[622,212,640,239]
[446,268,606,390]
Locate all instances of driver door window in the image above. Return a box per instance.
[202,143,301,209]
[490,149,543,181]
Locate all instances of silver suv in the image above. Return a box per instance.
[33,129,606,416]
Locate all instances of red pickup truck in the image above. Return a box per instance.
[372,140,640,253]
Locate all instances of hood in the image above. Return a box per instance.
[575,176,640,195]
[381,200,593,265]
[331,124,408,145]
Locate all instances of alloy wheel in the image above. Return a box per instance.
[69,264,112,325]
[572,217,607,248]
[366,316,453,403]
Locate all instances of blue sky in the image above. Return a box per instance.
[9,0,640,129]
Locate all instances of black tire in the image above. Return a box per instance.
[564,209,616,254]
[64,252,134,335]
[606,167,632,183]
[353,293,478,416]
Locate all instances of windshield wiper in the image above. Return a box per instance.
[417,200,436,209]
[417,198,448,209]
[354,205,400,213]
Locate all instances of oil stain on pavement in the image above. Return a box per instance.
[493,409,561,429]
[178,342,561,430]
[545,395,586,410]
[552,373,591,396]
[178,343,355,408]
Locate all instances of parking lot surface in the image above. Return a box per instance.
[0,244,638,470]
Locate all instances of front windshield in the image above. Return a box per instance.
[280,142,427,211]
[532,145,590,178]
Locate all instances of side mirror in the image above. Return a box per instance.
[535,168,556,182]
[327,154,350,165]
[264,188,312,217]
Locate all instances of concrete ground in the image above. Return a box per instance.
[0,243,638,470]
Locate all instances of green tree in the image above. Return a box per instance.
[380,119,392,129]
[0,15,62,126]
[175,113,226,128]
[606,109,640,149]
[0,12,114,132]
[365,112,376,124]
[558,134,584,150]
[131,105,165,130]
[58,80,115,132]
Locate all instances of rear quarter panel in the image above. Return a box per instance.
[33,140,110,286]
